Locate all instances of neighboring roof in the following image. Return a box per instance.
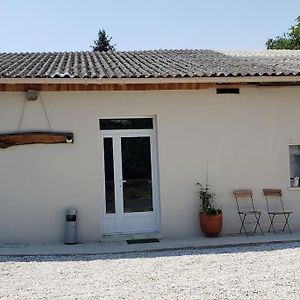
[0,49,300,79]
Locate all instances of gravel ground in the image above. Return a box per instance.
[0,242,299,300]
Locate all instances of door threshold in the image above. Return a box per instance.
[100,232,162,243]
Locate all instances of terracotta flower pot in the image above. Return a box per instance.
[199,212,223,237]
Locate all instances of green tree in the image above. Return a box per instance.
[91,29,116,52]
[266,16,300,49]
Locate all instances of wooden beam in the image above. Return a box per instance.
[0,131,74,149]
[0,81,294,93]
[0,83,216,92]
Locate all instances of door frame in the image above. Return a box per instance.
[99,116,161,235]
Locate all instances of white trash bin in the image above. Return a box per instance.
[65,208,77,244]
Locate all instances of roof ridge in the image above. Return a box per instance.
[0,49,219,55]
[1,48,300,56]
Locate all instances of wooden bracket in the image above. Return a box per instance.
[0,131,74,149]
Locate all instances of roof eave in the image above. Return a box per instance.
[1,76,300,85]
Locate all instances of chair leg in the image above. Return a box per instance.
[268,214,276,234]
[254,213,264,235]
[239,214,248,236]
[258,217,264,235]
[282,213,292,233]
[267,213,273,232]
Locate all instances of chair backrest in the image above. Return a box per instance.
[263,188,285,213]
[263,189,282,196]
[233,189,253,197]
[233,189,256,213]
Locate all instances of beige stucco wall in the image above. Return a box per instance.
[0,86,300,243]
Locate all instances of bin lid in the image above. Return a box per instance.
[66,208,77,215]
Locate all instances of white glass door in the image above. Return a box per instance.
[100,119,159,234]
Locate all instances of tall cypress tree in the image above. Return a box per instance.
[91,29,116,52]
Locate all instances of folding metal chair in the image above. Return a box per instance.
[263,189,292,234]
[233,189,263,236]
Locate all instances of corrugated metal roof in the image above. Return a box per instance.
[0,49,300,79]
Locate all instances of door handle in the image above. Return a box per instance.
[120,180,127,188]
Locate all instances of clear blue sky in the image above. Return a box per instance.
[1,0,300,52]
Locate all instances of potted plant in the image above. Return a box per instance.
[196,182,222,237]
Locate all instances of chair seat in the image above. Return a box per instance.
[268,211,293,215]
[239,210,261,215]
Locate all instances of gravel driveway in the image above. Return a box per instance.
[0,242,299,300]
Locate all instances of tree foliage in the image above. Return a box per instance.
[266,16,300,50]
[91,29,116,52]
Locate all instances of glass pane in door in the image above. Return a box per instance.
[121,137,153,213]
[100,118,153,130]
[103,138,115,213]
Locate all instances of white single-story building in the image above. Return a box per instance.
[0,49,300,243]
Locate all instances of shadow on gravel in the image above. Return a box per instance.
[1,241,299,263]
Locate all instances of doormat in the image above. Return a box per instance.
[126,238,160,244]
